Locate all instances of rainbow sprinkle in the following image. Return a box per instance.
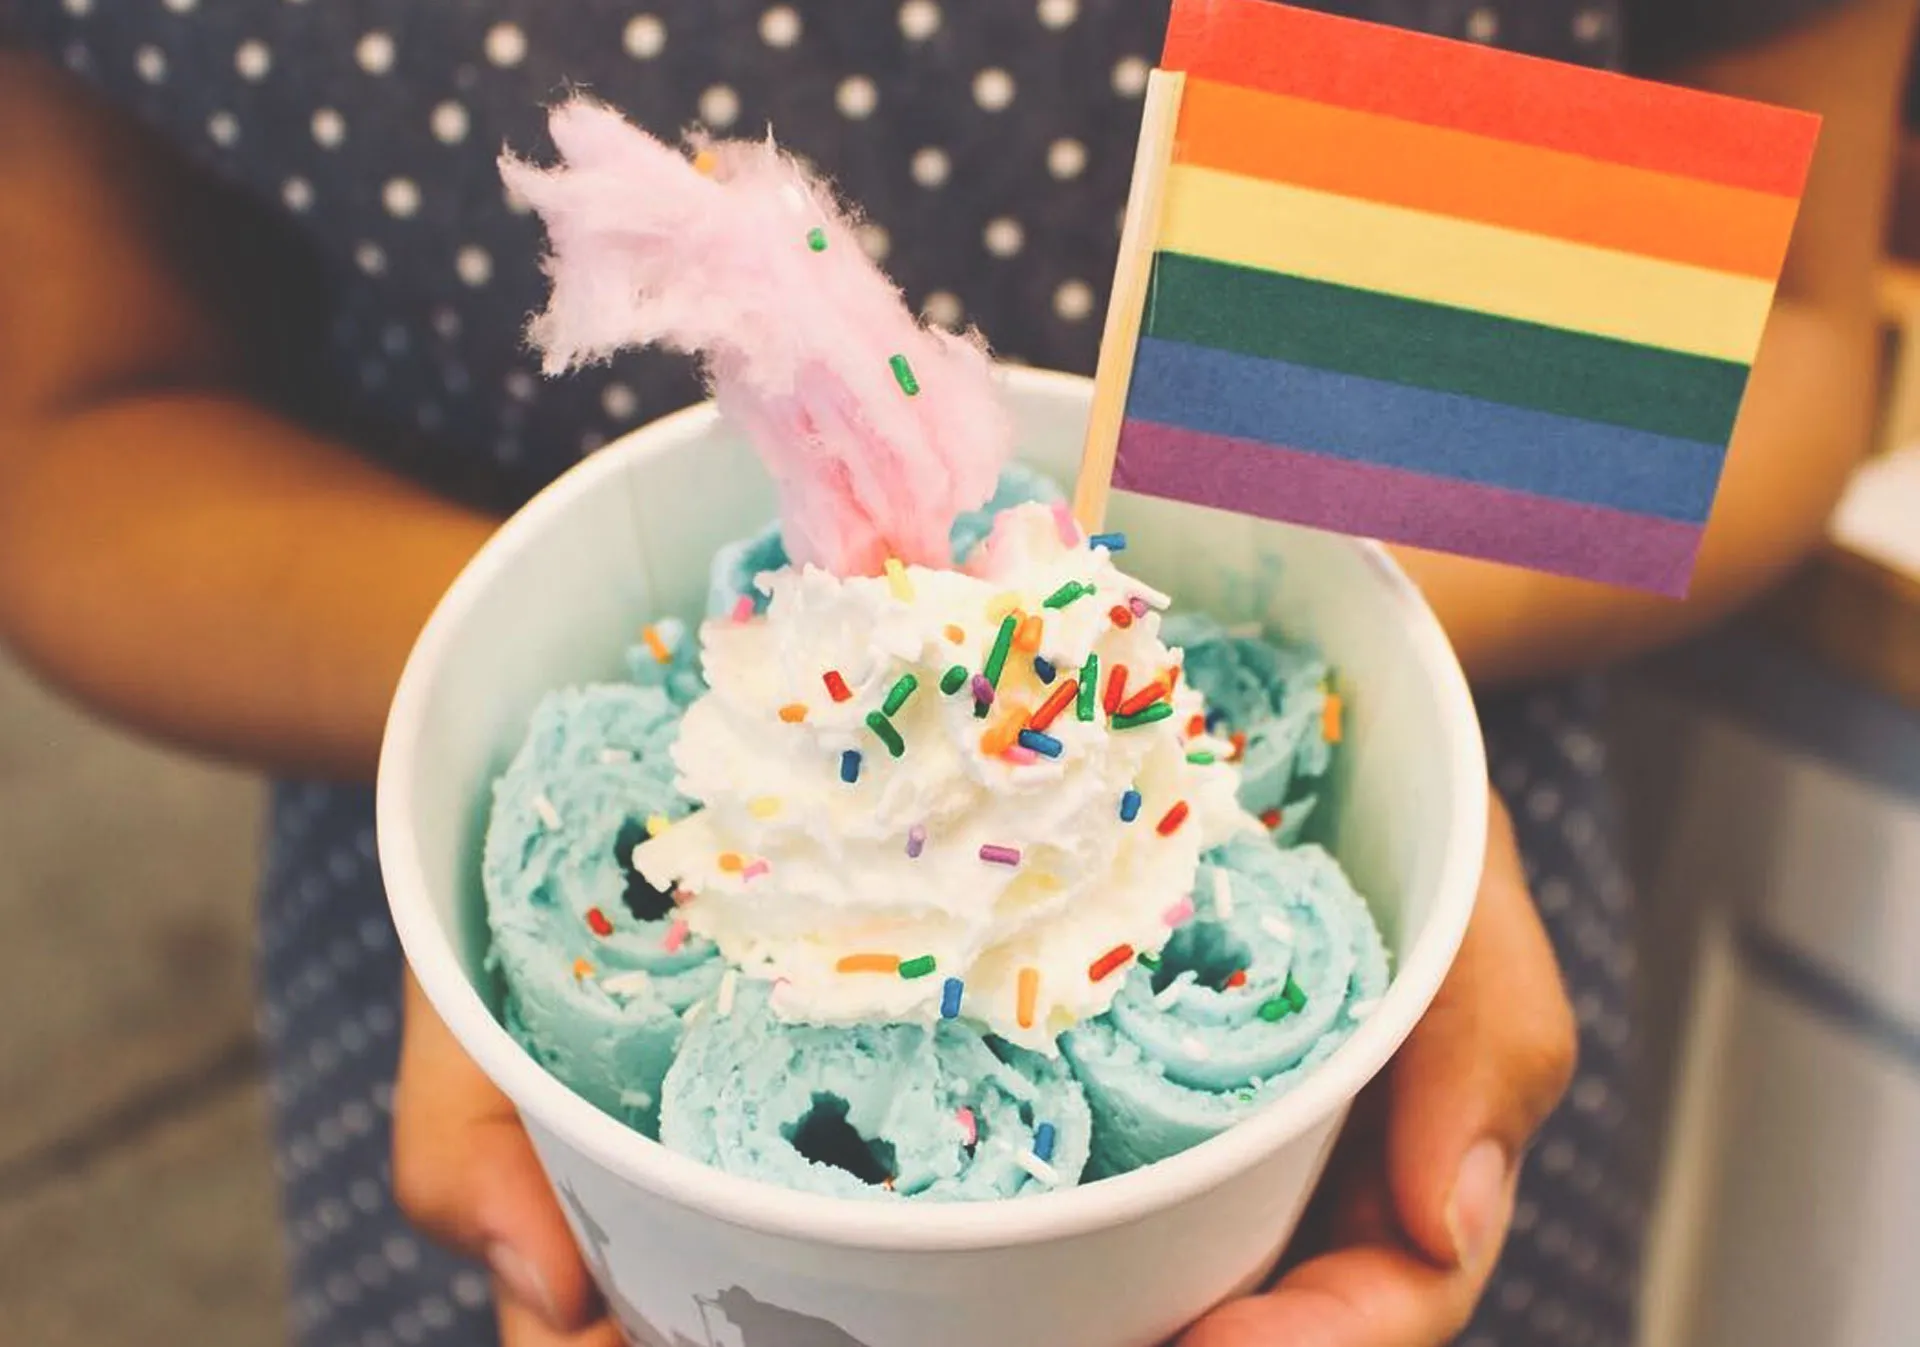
[940,977,964,1018]
[823,670,853,702]
[980,717,1022,758]
[1032,656,1057,683]
[1088,531,1127,551]
[956,1106,978,1146]
[1116,680,1169,718]
[898,954,937,979]
[807,226,828,252]
[838,953,902,974]
[944,624,966,644]
[940,665,969,695]
[1108,604,1134,630]
[731,594,756,622]
[662,920,689,954]
[1156,801,1191,836]
[1017,729,1063,759]
[889,353,920,396]
[884,557,915,601]
[1043,580,1093,609]
[984,614,1018,686]
[1088,944,1134,982]
[1077,655,1098,721]
[1033,1122,1057,1163]
[1322,690,1344,744]
[1113,702,1175,730]
[1119,789,1142,822]
[840,750,862,784]
[1104,664,1128,715]
[741,859,771,882]
[1225,969,1248,989]
[572,957,595,980]
[718,852,744,873]
[586,907,613,937]
[1282,974,1308,1012]
[1016,967,1040,1028]
[1260,808,1284,830]
[533,794,562,830]
[778,703,808,723]
[970,673,995,708]
[641,625,673,664]
[882,674,919,716]
[906,824,927,858]
[1187,751,1216,765]
[1029,679,1078,732]
[979,843,1022,867]
[1129,595,1150,619]
[1258,996,1293,1023]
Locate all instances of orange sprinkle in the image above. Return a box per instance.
[692,148,718,175]
[1116,680,1169,718]
[718,852,745,873]
[1028,679,1079,733]
[1017,967,1040,1029]
[1230,731,1248,761]
[944,624,966,644]
[837,953,902,975]
[1014,614,1044,653]
[1225,969,1248,989]
[1088,944,1135,982]
[778,703,809,724]
[641,625,672,664]
[980,715,1024,758]
[1322,691,1344,744]
[1104,664,1129,715]
[1108,604,1134,630]
[1166,664,1181,694]
[571,957,594,981]
[1187,714,1207,738]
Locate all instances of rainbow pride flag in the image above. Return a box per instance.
[1106,0,1821,595]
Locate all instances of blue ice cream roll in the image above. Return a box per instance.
[484,684,721,1137]
[1164,614,1334,847]
[1061,835,1389,1178]
[660,980,1091,1201]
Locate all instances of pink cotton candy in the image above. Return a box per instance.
[500,98,1014,576]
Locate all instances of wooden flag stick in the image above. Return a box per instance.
[1073,69,1187,532]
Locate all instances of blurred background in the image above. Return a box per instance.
[4,41,1920,1347]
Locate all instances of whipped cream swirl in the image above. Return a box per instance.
[635,504,1254,1050]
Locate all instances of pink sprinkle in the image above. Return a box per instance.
[662,919,689,953]
[1129,595,1149,617]
[1050,501,1080,547]
[731,594,755,622]
[1003,745,1039,765]
[957,1107,978,1147]
[1162,897,1195,928]
[980,844,1022,867]
[906,824,927,858]
[741,860,771,882]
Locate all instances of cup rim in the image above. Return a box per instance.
[377,366,1487,1251]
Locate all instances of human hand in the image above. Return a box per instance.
[1182,787,1577,1347]
[392,972,619,1347]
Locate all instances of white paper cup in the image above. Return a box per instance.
[378,368,1486,1347]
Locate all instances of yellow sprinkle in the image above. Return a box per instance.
[641,625,672,664]
[884,557,915,601]
[1032,873,1064,892]
[778,703,809,724]
[748,797,782,819]
[647,814,671,837]
[572,958,595,981]
[718,852,745,873]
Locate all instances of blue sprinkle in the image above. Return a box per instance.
[1033,656,1057,684]
[1088,531,1127,552]
[840,750,862,784]
[1017,729,1064,758]
[1119,789,1142,822]
[1033,1122,1057,1163]
[1205,707,1230,732]
[940,977,964,1019]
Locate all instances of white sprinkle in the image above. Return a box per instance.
[682,1001,705,1024]
[717,969,739,1018]
[618,1088,655,1111]
[597,748,634,765]
[1260,914,1295,943]
[1014,1150,1061,1186]
[1350,999,1380,1022]
[1212,869,1234,920]
[1181,1034,1212,1061]
[601,971,652,997]
[533,794,561,830]
[1154,969,1197,1010]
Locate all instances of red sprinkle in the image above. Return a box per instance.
[1187,714,1207,738]
[1225,969,1249,989]
[1156,801,1191,836]
[1116,680,1169,718]
[1088,944,1135,982]
[585,907,614,937]
[1103,664,1129,715]
[1260,808,1283,830]
[823,670,853,703]
[1029,679,1079,733]
[1108,604,1134,630]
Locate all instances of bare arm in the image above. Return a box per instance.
[1397,0,1920,685]
[0,56,495,781]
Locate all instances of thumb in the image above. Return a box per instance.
[392,971,603,1333]
[1387,788,1577,1272]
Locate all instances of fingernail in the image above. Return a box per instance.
[487,1241,560,1326]
[1446,1140,1511,1269]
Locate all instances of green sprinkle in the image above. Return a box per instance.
[866,711,906,758]
[1283,974,1308,1012]
[983,614,1017,688]
[940,664,969,695]
[889,353,920,397]
[898,954,938,979]
[973,698,991,719]
[1136,951,1161,970]
[1187,751,1216,765]
[1111,701,1176,730]
[807,226,828,252]
[1258,997,1293,1023]
[1077,654,1099,721]
[1237,1091,1255,1103]
[1043,581,1092,610]
[882,674,919,716]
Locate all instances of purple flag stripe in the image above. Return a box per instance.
[1114,421,1701,595]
